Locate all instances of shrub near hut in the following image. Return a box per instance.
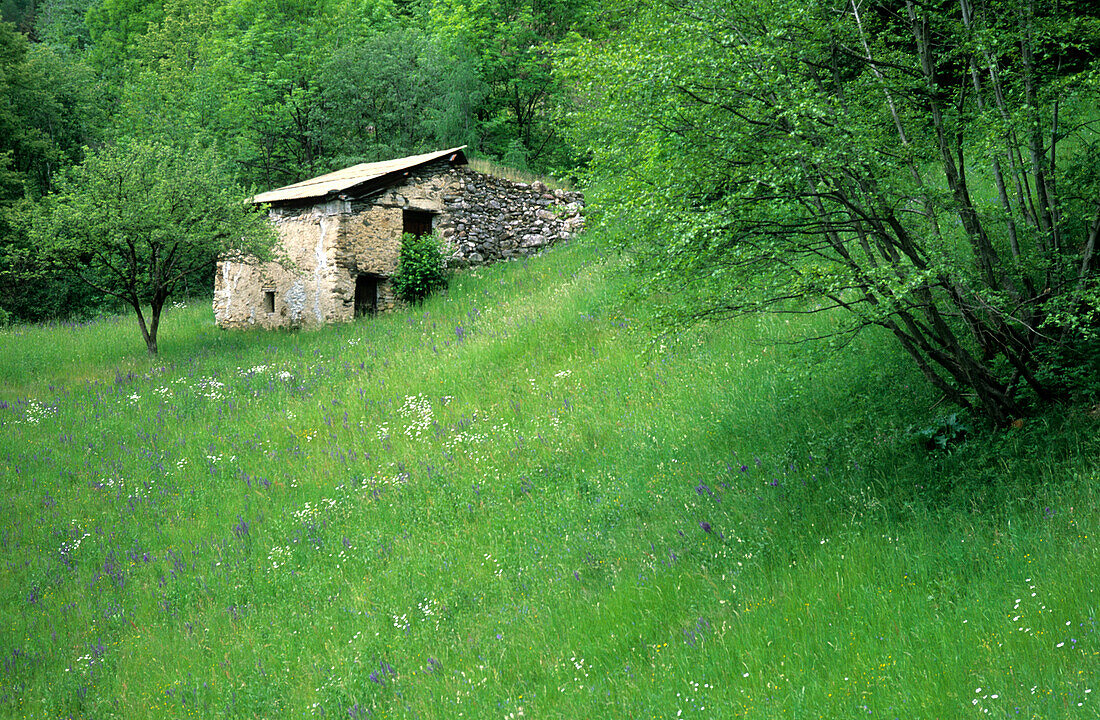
[392,232,448,304]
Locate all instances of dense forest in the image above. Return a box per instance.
[0,0,592,321]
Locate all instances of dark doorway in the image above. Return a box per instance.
[403,209,433,237]
[355,274,379,317]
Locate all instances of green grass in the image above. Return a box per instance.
[1,238,1098,718]
[467,157,574,189]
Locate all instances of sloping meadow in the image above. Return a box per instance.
[1,241,1098,718]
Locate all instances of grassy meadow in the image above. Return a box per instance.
[1,239,1098,718]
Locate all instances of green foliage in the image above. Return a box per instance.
[420,36,485,149]
[0,21,97,196]
[0,0,600,322]
[428,0,590,170]
[467,156,572,188]
[33,138,277,354]
[313,28,485,167]
[108,0,228,146]
[1,196,110,321]
[392,231,448,304]
[563,0,1100,423]
[0,22,102,322]
[1034,333,1100,404]
[316,30,430,162]
[0,0,36,31]
[33,0,96,50]
[908,412,973,452]
[84,0,164,75]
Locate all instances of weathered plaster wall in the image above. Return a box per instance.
[214,201,345,329]
[332,168,462,318]
[340,205,403,275]
[373,166,455,214]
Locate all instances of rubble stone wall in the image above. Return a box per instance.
[437,167,585,266]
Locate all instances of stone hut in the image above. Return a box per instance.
[213,146,584,329]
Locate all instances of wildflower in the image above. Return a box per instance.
[699,521,712,533]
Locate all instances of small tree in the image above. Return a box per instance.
[35,139,277,355]
[392,232,449,305]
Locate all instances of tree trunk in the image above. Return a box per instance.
[133,301,160,356]
[147,302,162,356]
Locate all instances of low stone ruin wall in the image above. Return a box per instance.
[437,167,585,266]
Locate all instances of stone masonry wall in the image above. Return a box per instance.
[436,167,585,266]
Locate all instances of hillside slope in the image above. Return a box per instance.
[1,241,1098,718]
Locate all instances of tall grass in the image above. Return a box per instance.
[1,238,1097,718]
[467,157,573,190]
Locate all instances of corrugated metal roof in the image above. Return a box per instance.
[251,146,468,205]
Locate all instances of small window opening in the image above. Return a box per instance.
[263,290,275,314]
[355,274,379,317]
[403,209,433,237]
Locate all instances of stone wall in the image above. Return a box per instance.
[437,167,585,266]
[214,162,584,330]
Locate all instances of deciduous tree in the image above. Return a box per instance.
[35,139,277,354]
[0,20,101,321]
[431,0,591,169]
[564,0,1100,423]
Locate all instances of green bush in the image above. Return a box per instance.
[1033,333,1100,404]
[907,411,972,452]
[392,232,448,304]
